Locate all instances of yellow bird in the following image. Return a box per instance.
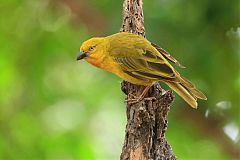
[77,32,207,108]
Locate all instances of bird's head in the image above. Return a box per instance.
[77,37,105,60]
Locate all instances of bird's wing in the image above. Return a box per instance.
[151,42,185,68]
[110,47,179,82]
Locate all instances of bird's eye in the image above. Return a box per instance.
[89,46,95,51]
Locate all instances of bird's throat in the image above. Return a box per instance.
[85,57,101,68]
[85,53,106,69]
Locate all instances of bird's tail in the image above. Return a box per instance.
[166,77,207,108]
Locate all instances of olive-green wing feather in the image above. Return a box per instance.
[113,56,178,82]
[151,42,185,68]
[107,32,179,82]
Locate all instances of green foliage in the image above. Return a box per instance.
[0,0,239,159]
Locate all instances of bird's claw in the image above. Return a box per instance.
[143,97,156,101]
[125,93,156,104]
[127,93,138,99]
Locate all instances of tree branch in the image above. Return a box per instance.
[120,0,176,159]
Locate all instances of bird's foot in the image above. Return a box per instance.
[143,97,157,101]
[125,93,156,104]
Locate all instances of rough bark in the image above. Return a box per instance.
[120,0,176,160]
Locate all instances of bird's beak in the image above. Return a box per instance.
[77,51,88,60]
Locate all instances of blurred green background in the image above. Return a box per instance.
[0,0,239,159]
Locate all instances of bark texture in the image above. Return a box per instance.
[120,0,176,160]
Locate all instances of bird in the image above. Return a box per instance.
[77,32,207,108]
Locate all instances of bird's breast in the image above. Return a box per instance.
[85,53,153,86]
[85,57,101,68]
[85,54,118,73]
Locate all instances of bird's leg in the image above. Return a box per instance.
[127,93,138,99]
[125,85,156,104]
